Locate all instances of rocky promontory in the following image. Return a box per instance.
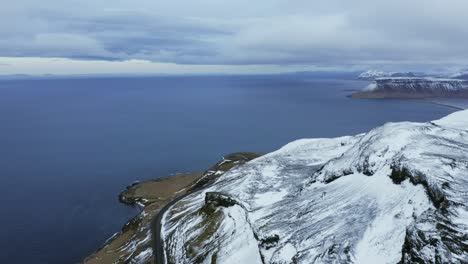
[83,152,262,264]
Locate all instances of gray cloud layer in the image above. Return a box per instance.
[2,0,468,69]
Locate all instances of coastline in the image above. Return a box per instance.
[81,89,467,264]
[424,100,466,110]
[83,152,262,264]
[83,172,204,264]
[349,90,467,111]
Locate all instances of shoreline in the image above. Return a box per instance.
[83,172,204,264]
[423,100,466,110]
[82,93,467,263]
[83,152,262,264]
[348,90,467,111]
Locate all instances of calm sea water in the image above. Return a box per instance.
[0,75,456,263]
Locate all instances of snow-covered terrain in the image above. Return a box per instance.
[451,71,468,80]
[353,77,468,98]
[358,70,416,80]
[161,110,468,264]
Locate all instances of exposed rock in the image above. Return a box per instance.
[401,209,468,263]
[260,234,280,250]
[205,192,238,208]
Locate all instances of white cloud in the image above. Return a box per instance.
[0,57,347,75]
[1,0,468,72]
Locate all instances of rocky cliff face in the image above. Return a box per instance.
[161,110,468,264]
[352,77,468,99]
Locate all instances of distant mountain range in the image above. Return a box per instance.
[352,77,468,99]
[450,71,468,80]
[353,69,468,98]
[357,70,422,80]
[357,69,468,81]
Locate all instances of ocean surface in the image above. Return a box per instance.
[0,74,459,264]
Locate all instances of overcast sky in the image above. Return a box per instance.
[1,0,468,75]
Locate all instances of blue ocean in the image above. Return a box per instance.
[0,74,457,263]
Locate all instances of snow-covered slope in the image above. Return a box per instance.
[161,110,468,264]
[358,70,416,80]
[451,71,468,80]
[353,77,468,98]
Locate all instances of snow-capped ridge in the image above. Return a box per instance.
[353,77,468,98]
[358,70,417,80]
[434,109,468,130]
[358,70,390,80]
[162,110,468,264]
[450,70,468,80]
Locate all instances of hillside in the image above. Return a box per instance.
[161,110,468,264]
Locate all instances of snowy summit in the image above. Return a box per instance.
[358,70,416,80]
[160,110,468,264]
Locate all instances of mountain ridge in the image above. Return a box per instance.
[161,110,468,264]
[357,70,418,80]
[352,77,468,99]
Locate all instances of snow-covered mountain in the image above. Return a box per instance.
[358,70,391,80]
[161,110,468,264]
[358,70,416,80]
[352,77,468,98]
[451,71,468,80]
